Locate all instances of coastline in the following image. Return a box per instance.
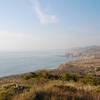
[0,57,100,80]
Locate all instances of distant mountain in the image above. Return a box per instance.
[65,45,100,58]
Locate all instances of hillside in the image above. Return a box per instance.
[58,58,100,75]
[65,45,100,58]
[0,58,100,100]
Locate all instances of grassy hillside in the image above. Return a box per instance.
[0,63,100,100]
[58,58,100,75]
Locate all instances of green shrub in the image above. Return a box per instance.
[60,73,71,81]
[23,72,38,80]
[0,92,11,100]
[80,76,100,85]
[54,85,77,92]
[60,73,79,82]
[70,74,79,82]
[36,71,59,80]
[93,86,100,93]
[0,84,30,100]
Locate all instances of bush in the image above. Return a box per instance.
[0,84,30,100]
[36,71,59,80]
[93,86,100,93]
[80,76,100,85]
[60,73,79,82]
[60,73,71,81]
[23,72,38,80]
[0,92,12,100]
[54,85,77,92]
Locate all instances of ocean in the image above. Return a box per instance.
[0,51,76,77]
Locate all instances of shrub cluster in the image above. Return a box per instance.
[80,76,100,85]
[0,84,30,100]
[23,70,100,87]
[23,71,80,82]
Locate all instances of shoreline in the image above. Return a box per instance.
[0,56,80,78]
[0,57,99,79]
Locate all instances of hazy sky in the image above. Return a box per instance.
[0,0,100,51]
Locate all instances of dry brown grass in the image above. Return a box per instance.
[0,66,100,100]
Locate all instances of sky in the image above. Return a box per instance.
[0,0,100,51]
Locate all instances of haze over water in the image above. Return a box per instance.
[0,51,75,77]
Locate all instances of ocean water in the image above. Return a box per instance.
[0,51,75,77]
